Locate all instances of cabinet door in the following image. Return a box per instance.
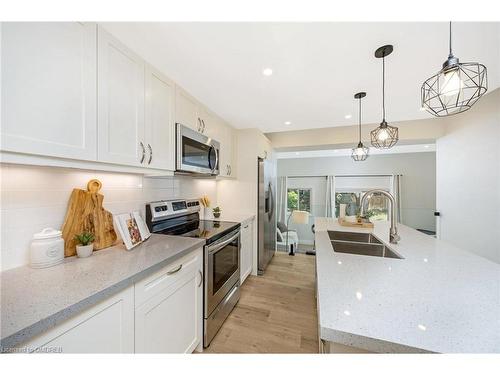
[217,121,230,177]
[135,251,203,353]
[198,106,217,138]
[97,26,145,166]
[17,286,134,353]
[1,22,97,161]
[217,122,237,178]
[240,220,254,283]
[175,86,200,132]
[145,65,175,170]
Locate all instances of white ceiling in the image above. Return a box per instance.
[276,144,436,159]
[102,22,500,133]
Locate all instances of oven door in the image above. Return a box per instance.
[176,123,219,175]
[205,229,240,317]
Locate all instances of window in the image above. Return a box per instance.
[287,188,311,212]
[335,191,389,221]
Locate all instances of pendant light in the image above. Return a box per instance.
[351,92,369,162]
[371,45,398,149]
[421,22,487,117]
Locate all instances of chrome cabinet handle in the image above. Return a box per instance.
[197,118,202,132]
[244,225,249,229]
[201,119,206,133]
[139,142,146,163]
[167,264,182,275]
[147,144,152,165]
[228,165,232,175]
[197,270,203,287]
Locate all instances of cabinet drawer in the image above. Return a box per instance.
[135,248,203,307]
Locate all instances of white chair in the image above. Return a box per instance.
[277,227,298,254]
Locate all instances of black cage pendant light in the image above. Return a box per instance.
[371,45,398,149]
[421,22,487,117]
[351,92,369,162]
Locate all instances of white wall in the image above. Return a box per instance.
[0,163,217,271]
[277,152,437,232]
[436,88,500,264]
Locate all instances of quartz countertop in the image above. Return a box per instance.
[0,234,205,349]
[315,218,500,353]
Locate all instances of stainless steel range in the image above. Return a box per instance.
[145,199,240,347]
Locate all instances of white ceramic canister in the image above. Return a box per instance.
[30,228,65,269]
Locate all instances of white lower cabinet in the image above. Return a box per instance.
[16,248,204,353]
[134,248,203,353]
[18,286,134,353]
[240,219,254,283]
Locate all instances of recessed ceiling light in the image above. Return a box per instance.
[344,310,351,316]
[262,68,273,76]
[418,324,427,331]
[344,114,352,119]
[423,145,430,148]
[295,152,300,155]
[284,121,291,125]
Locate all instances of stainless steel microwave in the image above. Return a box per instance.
[176,123,220,176]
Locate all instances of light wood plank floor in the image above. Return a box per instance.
[204,252,318,353]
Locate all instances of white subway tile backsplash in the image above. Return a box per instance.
[0,163,217,271]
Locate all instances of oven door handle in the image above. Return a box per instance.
[207,231,240,255]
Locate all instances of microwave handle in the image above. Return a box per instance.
[210,145,219,174]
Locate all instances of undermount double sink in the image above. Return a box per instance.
[328,230,404,259]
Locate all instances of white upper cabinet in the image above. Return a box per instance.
[197,105,217,139]
[97,26,146,166]
[175,86,201,132]
[217,120,236,178]
[145,65,175,170]
[175,86,217,137]
[1,22,97,161]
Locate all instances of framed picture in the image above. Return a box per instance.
[114,211,151,250]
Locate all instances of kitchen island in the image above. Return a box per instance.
[315,217,500,353]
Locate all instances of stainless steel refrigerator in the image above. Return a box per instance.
[258,157,276,275]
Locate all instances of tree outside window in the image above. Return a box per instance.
[335,191,389,221]
[287,188,311,213]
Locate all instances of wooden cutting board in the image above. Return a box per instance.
[338,217,374,228]
[62,179,117,257]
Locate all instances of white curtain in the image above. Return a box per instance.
[390,174,402,223]
[277,176,288,224]
[325,175,336,218]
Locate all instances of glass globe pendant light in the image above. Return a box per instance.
[371,45,398,149]
[351,92,369,162]
[421,22,487,117]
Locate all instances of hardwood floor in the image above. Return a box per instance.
[204,252,318,353]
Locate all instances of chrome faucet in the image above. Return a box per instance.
[360,189,400,244]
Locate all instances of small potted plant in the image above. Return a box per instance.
[212,206,221,219]
[74,232,95,258]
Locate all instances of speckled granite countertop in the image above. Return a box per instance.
[0,234,205,349]
[315,218,500,353]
